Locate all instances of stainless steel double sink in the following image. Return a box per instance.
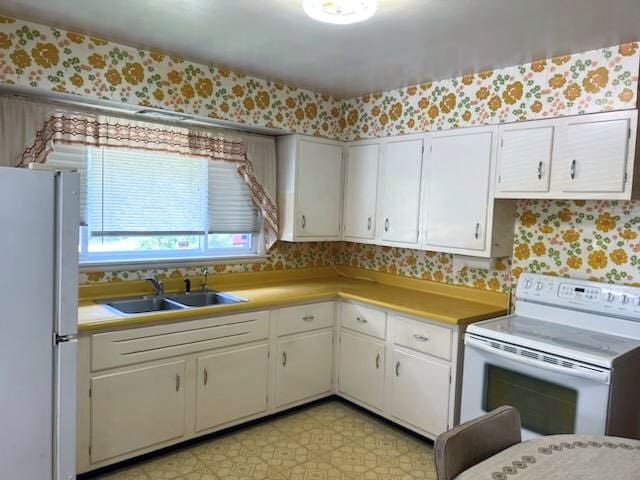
[100,291,247,315]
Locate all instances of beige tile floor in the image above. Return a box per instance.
[91,400,437,480]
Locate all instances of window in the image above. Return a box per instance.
[50,144,261,264]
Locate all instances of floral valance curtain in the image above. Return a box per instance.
[20,112,279,249]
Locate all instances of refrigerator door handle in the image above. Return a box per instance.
[55,334,78,344]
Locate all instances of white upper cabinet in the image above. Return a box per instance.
[343,141,380,241]
[424,129,493,252]
[495,120,555,195]
[555,111,634,196]
[276,135,344,241]
[379,137,424,246]
[496,110,638,199]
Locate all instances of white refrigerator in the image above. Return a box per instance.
[0,167,78,480]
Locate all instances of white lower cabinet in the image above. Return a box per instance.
[79,301,462,474]
[390,348,451,435]
[276,330,334,407]
[338,331,384,410]
[195,344,269,432]
[90,360,187,463]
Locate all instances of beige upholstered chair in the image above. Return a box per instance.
[434,406,522,480]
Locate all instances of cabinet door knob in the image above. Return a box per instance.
[367,217,372,231]
[414,334,429,342]
[302,315,315,322]
[282,351,287,367]
[375,353,380,369]
[203,368,208,386]
[176,374,181,392]
[474,222,480,239]
[395,361,400,377]
[301,215,306,229]
[384,218,390,232]
[570,159,577,179]
[537,161,543,180]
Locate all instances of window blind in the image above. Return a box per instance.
[207,161,259,233]
[46,143,88,226]
[87,147,208,236]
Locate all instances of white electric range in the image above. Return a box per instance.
[461,273,640,440]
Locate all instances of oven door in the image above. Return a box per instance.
[461,334,611,439]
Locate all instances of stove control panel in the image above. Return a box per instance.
[516,272,640,318]
[558,283,601,302]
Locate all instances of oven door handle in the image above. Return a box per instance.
[465,336,611,384]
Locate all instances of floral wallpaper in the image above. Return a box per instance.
[2,14,640,294]
[336,243,512,292]
[341,43,639,140]
[0,15,344,138]
[0,15,638,143]
[79,241,340,284]
[512,200,640,286]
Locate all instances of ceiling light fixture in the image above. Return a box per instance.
[303,0,378,25]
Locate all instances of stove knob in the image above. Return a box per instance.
[620,294,629,304]
[535,281,543,291]
[634,297,640,307]
[606,292,615,303]
[524,279,532,289]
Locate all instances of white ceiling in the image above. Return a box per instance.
[1,0,639,98]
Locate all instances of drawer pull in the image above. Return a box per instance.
[414,334,430,342]
[176,374,181,392]
[375,353,380,369]
[203,368,208,386]
[282,351,287,367]
[395,361,400,377]
[356,316,368,324]
[302,315,315,322]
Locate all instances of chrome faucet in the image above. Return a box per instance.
[145,275,164,296]
[201,267,209,292]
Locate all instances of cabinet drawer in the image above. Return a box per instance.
[277,302,334,336]
[340,302,386,339]
[393,316,452,360]
[92,311,269,371]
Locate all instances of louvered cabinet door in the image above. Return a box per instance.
[556,112,633,195]
[496,121,554,196]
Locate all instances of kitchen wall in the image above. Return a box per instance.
[78,241,340,283]
[0,15,344,138]
[2,14,640,291]
[340,43,639,140]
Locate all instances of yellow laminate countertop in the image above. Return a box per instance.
[77,267,508,332]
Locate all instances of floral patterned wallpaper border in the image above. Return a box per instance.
[2,15,640,293]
